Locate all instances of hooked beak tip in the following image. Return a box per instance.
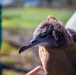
[19,49,22,54]
[19,50,21,54]
[19,47,25,54]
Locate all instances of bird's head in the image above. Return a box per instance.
[19,15,70,54]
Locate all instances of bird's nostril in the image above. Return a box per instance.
[31,39,39,44]
[31,40,37,43]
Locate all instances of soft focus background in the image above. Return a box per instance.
[0,0,76,75]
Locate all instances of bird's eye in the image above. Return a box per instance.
[41,34,47,38]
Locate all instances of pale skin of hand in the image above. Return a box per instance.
[26,66,45,75]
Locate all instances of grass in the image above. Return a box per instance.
[2,8,74,29]
[1,42,18,65]
[1,56,16,64]
[1,42,17,53]
[3,70,21,75]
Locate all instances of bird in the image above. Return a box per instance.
[19,15,76,75]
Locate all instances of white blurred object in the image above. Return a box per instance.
[65,11,76,31]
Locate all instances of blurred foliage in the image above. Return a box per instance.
[2,42,17,53]
[2,8,74,29]
[1,42,18,64]
[1,56,16,64]
[3,70,21,75]
[2,42,12,50]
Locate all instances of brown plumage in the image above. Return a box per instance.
[19,15,76,75]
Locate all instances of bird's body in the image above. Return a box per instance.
[39,46,75,75]
[19,15,76,75]
[65,37,76,69]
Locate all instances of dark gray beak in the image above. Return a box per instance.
[19,40,39,54]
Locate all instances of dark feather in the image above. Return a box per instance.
[66,28,76,43]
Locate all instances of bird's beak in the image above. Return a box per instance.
[19,40,39,54]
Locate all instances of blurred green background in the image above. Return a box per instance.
[1,0,76,75]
